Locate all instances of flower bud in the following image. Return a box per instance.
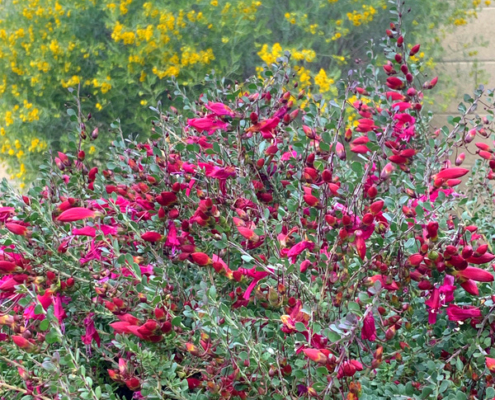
[409,44,420,56]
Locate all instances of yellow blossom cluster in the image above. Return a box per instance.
[314,69,334,93]
[347,5,377,27]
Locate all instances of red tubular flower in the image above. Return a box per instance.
[12,336,37,352]
[460,279,479,296]
[302,348,328,364]
[186,342,201,356]
[303,194,319,207]
[125,377,141,391]
[350,144,370,154]
[237,226,259,242]
[335,142,346,160]
[57,207,96,222]
[434,168,469,181]
[190,252,212,266]
[0,261,20,274]
[426,221,439,240]
[187,378,202,390]
[287,241,315,264]
[141,231,163,243]
[72,226,97,237]
[408,254,424,266]
[386,77,404,90]
[380,163,394,180]
[467,253,495,265]
[354,231,366,260]
[109,321,133,334]
[475,142,491,152]
[5,223,28,236]
[204,102,235,117]
[446,304,481,321]
[385,91,405,101]
[361,312,377,341]
[389,155,408,164]
[479,150,493,161]
[156,191,178,207]
[457,267,494,282]
[425,288,440,324]
[486,357,495,373]
[107,369,122,382]
[188,116,229,134]
[300,260,311,273]
[369,200,384,215]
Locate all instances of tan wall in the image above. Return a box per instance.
[432,5,495,168]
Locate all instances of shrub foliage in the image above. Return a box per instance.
[1,2,495,400]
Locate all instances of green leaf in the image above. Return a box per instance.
[39,319,50,331]
[456,392,467,400]
[295,322,306,332]
[45,330,59,344]
[405,382,414,395]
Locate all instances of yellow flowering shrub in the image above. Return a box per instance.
[0,0,484,181]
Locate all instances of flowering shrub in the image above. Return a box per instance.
[0,0,486,182]
[2,3,495,399]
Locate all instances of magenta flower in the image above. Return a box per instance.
[361,311,377,341]
[446,304,481,322]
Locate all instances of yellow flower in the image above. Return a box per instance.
[101,82,112,93]
[314,69,334,93]
[96,103,102,111]
[211,0,218,5]
[89,145,96,154]
[141,100,148,106]
[5,112,14,126]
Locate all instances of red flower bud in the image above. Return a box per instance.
[386,77,404,90]
[370,200,384,215]
[367,185,378,198]
[125,377,141,391]
[409,44,420,56]
[380,163,394,180]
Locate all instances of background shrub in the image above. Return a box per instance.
[0,0,484,183]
